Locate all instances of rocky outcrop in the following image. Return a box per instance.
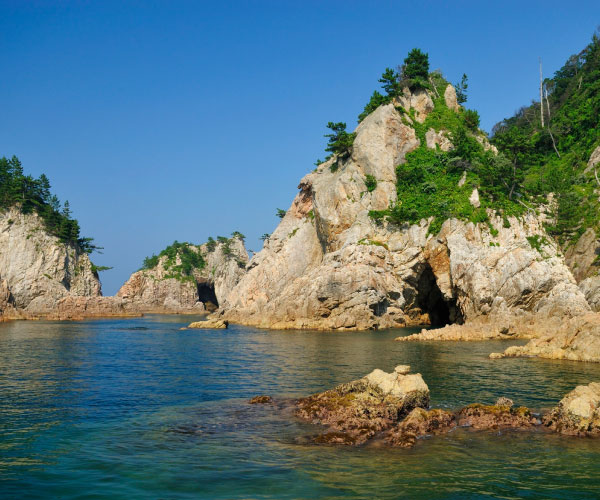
[383,407,456,447]
[489,313,600,362]
[296,365,429,445]
[117,238,248,313]
[444,84,460,112]
[542,382,600,435]
[457,403,538,430]
[188,318,228,329]
[0,207,102,318]
[220,84,589,331]
[565,228,600,283]
[584,144,600,174]
[289,371,600,448]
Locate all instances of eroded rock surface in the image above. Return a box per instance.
[0,208,102,318]
[288,371,600,448]
[383,408,456,447]
[542,383,600,435]
[489,313,600,362]
[295,366,429,445]
[221,85,587,331]
[457,404,538,430]
[188,318,228,329]
[117,238,248,314]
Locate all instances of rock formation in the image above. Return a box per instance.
[0,207,104,319]
[542,382,600,435]
[289,370,599,448]
[295,365,430,445]
[220,85,589,331]
[117,237,248,314]
[489,313,600,362]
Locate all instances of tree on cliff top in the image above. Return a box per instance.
[0,155,99,252]
[401,48,430,88]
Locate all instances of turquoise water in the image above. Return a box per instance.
[1,316,600,499]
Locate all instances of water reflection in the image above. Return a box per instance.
[1,316,600,498]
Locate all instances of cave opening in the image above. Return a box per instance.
[197,281,218,311]
[416,265,463,327]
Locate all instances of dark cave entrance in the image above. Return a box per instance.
[197,281,218,312]
[416,265,463,327]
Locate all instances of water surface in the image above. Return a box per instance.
[1,315,600,499]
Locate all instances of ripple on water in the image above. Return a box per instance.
[1,316,600,499]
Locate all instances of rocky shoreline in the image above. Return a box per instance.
[251,367,600,448]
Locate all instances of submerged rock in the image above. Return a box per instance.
[293,373,600,448]
[383,408,456,447]
[248,395,272,404]
[542,383,600,436]
[457,403,538,430]
[296,366,429,445]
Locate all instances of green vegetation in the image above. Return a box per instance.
[276,208,287,219]
[0,156,100,253]
[358,48,430,123]
[322,122,356,171]
[206,236,217,252]
[364,52,526,235]
[364,175,377,192]
[358,238,389,251]
[91,264,113,277]
[141,241,206,281]
[491,32,600,246]
[401,48,430,89]
[141,231,246,281]
[455,74,468,104]
[526,235,549,254]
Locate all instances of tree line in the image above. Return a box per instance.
[0,155,99,253]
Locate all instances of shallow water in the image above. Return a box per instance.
[1,315,600,499]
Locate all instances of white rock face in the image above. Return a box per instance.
[0,207,101,316]
[220,93,589,330]
[584,145,600,174]
[117,238,248,313]
[365,367,429,398]
[425,128,453,152]
[444,84,460,112]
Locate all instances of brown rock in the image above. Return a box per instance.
[457,403,538,430]
[296,366,429,445]
[384,408,456,448]
[249,395,272,404]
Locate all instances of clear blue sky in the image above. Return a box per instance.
[1,1,599,294]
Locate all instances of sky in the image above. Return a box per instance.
[1,0,599,294]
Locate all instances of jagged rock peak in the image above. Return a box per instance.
[220,93,587,330]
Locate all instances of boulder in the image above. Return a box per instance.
[296,366,429,445]
[457,403,538,430]
[188,318,228,329]
[543,383,600,435]
[249,395,272,404]
[444,84,460,112]
[383,408,456,447]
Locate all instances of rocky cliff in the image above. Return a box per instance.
[117,237,248,313]
[0,207,102,318]
[220,86,589,330]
